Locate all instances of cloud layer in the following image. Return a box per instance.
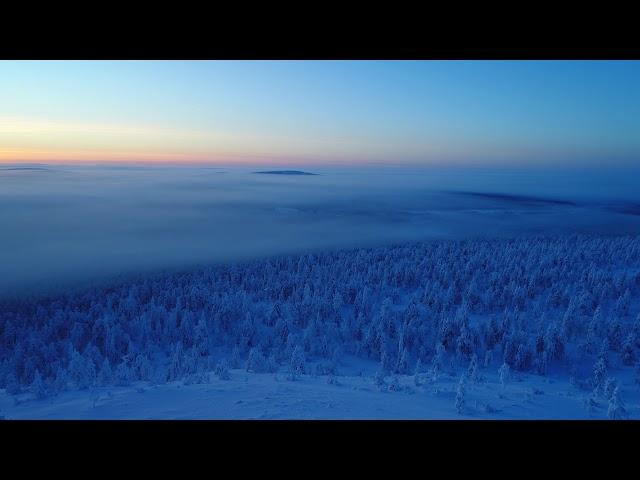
[2,164,640,298]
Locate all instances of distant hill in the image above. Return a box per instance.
[0,167,51,171]
[446,190,576,206]
[254,170,317,176]
[0,163,51,171]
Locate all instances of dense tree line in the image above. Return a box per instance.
[1,234,640,401]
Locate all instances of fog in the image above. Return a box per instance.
[2,164,640,297]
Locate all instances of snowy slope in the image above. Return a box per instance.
[2,359,638,419]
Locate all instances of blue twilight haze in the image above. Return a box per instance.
[1,61,640,420]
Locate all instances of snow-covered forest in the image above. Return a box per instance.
[2,234,640,419]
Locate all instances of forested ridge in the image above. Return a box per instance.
[2,234,640,417]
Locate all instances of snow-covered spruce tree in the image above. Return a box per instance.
[468,354,480,384]
[568,364,580,389]
[598,339,610,368]
[287,345,305,381]
[265,354,279,374]
[53,369,68,394]
[379,341,396,374]
[68,350,95,390]
[614,289,631,318]
[330,346,343,370]
[439,315,459,353]
[455,375,466,414]
[535,331,545,356]
[583,392,598,417]
[332,291,343,316]
[98,359,113,387]
[621,334,635,366]
[499,362,510,389]
[561,300,578,341]
[396,347,409,375]
[430,343,446,382]
[133,353,152,381]
[607,317,624,352]
[484,316,503,352]
[230,345,241,369]
[374,369,386,390]
[514,342,532,372]
[585,307,602,353]
[456,321,474,362]
[89,386,100,408]
[414,359,423,386]
[544,322,565,363]
[315,359,337,376]
[193,318,209,357]
[215,359,231,380]
[30,369,47,400]
[604,377,617,401]
[5,372,21,396]
[536,350,550,376]
[592,357,607,396]
[246,347,265,373]
[633,312,640,348]
[607,386,628,420]
[168,342,185,381]
[115,357,133,387]
[388,375,401,392]
[483,349,493,369]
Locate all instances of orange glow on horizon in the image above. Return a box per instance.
[0,147,369,167]
[0,148,205,163]
[0,117,375,166]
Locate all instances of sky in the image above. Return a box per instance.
[1,60,639,167]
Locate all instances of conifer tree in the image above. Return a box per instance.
[608,386,628,419]
[455,375,466,414]
[468,354,479,384]
[593,357,607,396]
[30,369,47,400]
[499,362,510,389]
[621,334,635,366]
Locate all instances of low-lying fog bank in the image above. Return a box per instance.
[1,164,639,297]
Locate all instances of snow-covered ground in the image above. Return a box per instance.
[2,360,637,419]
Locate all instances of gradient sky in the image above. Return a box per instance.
[1,60,639,166]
